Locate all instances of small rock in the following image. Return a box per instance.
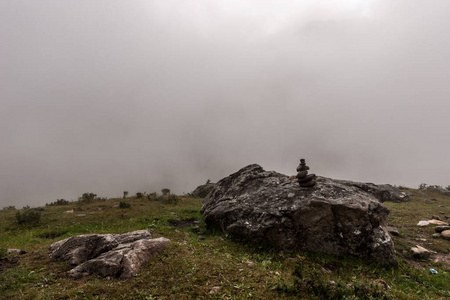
[441,230,450,240]
[387,226,400,236]
[430,215,441,220]
[445,216,450,220]
[435,226,450,233]
[417,220,429,227]
[77,214,86,217]
[64,210,74,214]
[439,212,445,214]
[411,245,432,259]
[209,286,221,294]
[428,219,448,226]
[244,259,255,267]
[7,249,26,255]
[432,233,442,238]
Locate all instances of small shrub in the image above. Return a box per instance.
[447,185,450,191]
[2,206,16,211]
[78,192,97,204]
[147,192,157,200]
[46,199,69,207]
[136,192,144,199]
[119,201,131,209]
[16,208,41,227]
[157,194,180,205]
[419,183,427,190]
[161,188,171,196]
[123,191,129,198]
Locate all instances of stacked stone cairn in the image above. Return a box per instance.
[296,158,317,187]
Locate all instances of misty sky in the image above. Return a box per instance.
[1,1,450,208]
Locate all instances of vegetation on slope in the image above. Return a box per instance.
[0,187,449,299]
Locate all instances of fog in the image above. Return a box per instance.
[1,0,450,208]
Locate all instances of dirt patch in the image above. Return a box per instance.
[168,218,198,228]
[38,230,68,239]
[432,253,450,268]
[0,257,19,273]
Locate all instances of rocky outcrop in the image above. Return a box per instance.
[202,164,397,266]
[426,186,450,196]
[49,230,170,278]
[332,180,409,203]
[192,182,216,198]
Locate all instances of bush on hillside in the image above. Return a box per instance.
[16,208,41,227]
[136,192,144,199]
[77,193,97,204]
[2,206,16,211]
[161,188,171,196]
[147,192,157,200]
[119,201,131,209]
[46,199,70,206]
[76,193,106,204]
[157,194,180,205]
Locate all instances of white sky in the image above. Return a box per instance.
[1,0,450,207]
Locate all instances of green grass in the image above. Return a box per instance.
[1,190,450,299]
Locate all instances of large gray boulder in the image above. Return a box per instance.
[201,164,397,266]
[49,230,170,278]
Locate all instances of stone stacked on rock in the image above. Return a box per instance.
[296,158,316,187]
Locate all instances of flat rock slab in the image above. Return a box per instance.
[428,219,449,226]
[202,164,397,266]
[49,230,170,278]
[411,245,432,259]
[417,220,430,227]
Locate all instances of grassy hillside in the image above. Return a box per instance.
[1,188,449,299]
